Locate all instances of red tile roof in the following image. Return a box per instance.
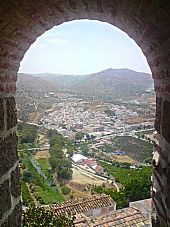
[86,159,96,166]
[74,207,150,226]
[51,194,115,217]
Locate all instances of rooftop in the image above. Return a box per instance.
[130,198,152,219]
[74,207,151,226]
[51,194,115,216]
[71,153,88,162]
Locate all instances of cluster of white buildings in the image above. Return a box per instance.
[40,98,153,139]
[71,154,104,175]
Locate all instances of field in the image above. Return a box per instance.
[34,150,50,159]
[68,166,116,198]
[112,136,153,163]
[111,155,136,164]
[70,166,107,185]
[125,116,153,124]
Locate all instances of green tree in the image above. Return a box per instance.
[75,132,84,142]
[22,206,75,227]
[61,185,71,195]
[50,144,63,159]
[48,130,73,181]
[81,144,89,156]
[18,122,38,144]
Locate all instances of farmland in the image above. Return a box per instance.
[112,136,153,163]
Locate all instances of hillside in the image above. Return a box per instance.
[31,73,87,90]
[31,68,152,100]
[72,68,153,100]
[17,73,58,92]
[17,69,153,100]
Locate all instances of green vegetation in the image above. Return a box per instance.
[61,185,71,195]
[18,123,64,205]
[22,206,75,227]
[18,122,38,144]
[99,161,151,185]
[47,129,74,156]
[93,161,151,208]
[75,132,85,142]
[93,186,128,209]
[36,158,53,182]
[101,144,113,153]
[80,143,90,156]
[112,136,153,162]
[48,130,73,182]
[21,149,64,205]
[21,182,33,206]
[19,121,152,212]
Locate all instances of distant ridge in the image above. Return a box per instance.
[72,68,153,100]
[17,73,58,92]
[17,68,153,100]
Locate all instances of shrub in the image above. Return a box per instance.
[22,206,75,227]
[61,185,71,195]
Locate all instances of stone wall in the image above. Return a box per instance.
[0,97,21,226]
[0,0,169,226]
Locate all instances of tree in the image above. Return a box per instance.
[81,144,89,156]
[61,185,71,195]
[50,145,63,159]
[49,157,59,173]
[22,171,34,183]
[85,134,90,140]
[75,132,84,142]
[48,130,73,181]
[102,144,113,153]
[22,206,75,227]
[18,122,38,144]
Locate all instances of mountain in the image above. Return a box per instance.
[72,68,153,100]
[17,69,153,100]
[31,73,87,90]
[17,73,58,92]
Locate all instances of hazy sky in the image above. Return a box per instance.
[19,19,151,75]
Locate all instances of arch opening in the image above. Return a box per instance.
[18,19,154,226]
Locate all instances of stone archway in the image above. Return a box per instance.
[0,1,170,226]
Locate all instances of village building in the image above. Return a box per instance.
[72,154,104,175]
[51,194,116,218]
[47,195,151,226]
[71,154,88,164]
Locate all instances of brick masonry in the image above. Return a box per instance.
[0,0,170,226]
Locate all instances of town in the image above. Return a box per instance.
[40,94,154,139]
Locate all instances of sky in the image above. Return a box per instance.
[19,19,151,75]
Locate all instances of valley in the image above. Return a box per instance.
[17,68,154,210]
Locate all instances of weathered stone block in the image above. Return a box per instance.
[1,202,22,227]
[0,133,18,177]
[0,98,4,131]
[11,166,21,198]
[0,180,11,218]
[162,100,170,144]
[154,97,162,134]
[6,97,17,130]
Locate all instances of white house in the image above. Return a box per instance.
[71,154,88,163]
